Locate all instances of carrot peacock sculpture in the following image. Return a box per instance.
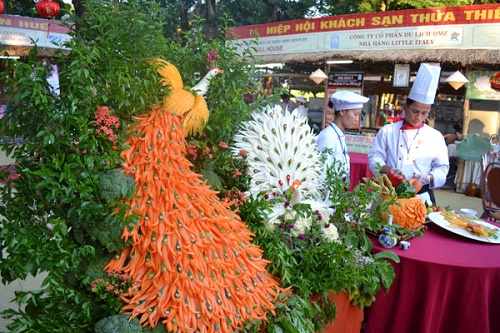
[104,61,288,332]
[151,58,222,136]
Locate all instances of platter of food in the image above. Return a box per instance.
[427,211,500,244]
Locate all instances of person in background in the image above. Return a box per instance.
[368,63,449,205]
[444,119,463,145]
[323,100,335,125]
[325,109,335,125]
[295,97,308,118]
[490,134,499,145]
[279,94,296,112]
[317,90,369,183]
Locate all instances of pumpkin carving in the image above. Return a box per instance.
[383,196,427,229]
[365,175,427,230]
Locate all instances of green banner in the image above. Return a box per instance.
[465,71,500,101]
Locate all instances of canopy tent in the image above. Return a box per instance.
[257,49,500,67]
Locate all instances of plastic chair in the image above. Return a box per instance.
[480,162,500,221]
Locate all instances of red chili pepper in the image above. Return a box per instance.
[387,171,405,187]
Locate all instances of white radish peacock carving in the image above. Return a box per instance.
[233,105,334,223]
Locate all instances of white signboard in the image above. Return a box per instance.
[0,14,71,49]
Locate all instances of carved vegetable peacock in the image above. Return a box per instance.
[233,106,334,223]
[151,59,222,136]
[104,62,288,332]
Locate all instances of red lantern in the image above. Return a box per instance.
[36,0,60,19]
[0,0,5,15]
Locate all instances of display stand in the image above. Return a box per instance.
[322,292,364,333]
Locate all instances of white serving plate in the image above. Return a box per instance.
[427,212,500,244]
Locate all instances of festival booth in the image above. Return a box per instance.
[231,5,500,333]
[231,4,500,193]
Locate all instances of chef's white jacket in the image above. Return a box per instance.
[368,121,450,191]
[296,105,308,118]
[317,123,350,180]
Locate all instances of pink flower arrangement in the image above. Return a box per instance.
[94,106,120,144]
[186,145,198,160]
[91,270,132,296]
[206,49,220,70]
[223,188,247,208]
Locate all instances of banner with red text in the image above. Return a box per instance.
[230,4,500,56]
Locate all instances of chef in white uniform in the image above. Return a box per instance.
[295,97,308,118]
[317,90,369,183]
[368,63,449,205]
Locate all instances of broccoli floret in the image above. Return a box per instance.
[98,169,136,206]
[143,324,168,332]
[85,213,132,252]
[84,253,115,282]
[94,314,142,333]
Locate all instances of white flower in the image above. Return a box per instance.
[317,211,331,225]
[290,216,312,237]
[283,210,296,221]
[322,223,339,242]
[266,218,281,231]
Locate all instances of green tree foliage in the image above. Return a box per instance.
[0,0,262,331]
[154,0,328,39]
[218,0,321,25]
[389,0,476,11]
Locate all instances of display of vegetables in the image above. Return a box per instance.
[441,211,499,242]
[94,314,143,333]
[104,106,288,332]
[409,178,423,193]
[387,170,405,187]
[349,289,376,309]
[364,174,427,230]
[395,181,416,199]
[385,196,427,229]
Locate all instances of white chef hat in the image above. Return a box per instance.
[296,97,306,104]
[408,63,441,105]
[330,90,369,111]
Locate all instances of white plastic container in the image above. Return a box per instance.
[460,208,477,217]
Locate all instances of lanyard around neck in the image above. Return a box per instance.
[400,121,422,156]
[330,123,347,157]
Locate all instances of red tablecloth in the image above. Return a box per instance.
[365,222,500,333]
[349,152,373,191]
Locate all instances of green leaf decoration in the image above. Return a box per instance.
[456,135,492,162]
[373,250,400,263]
